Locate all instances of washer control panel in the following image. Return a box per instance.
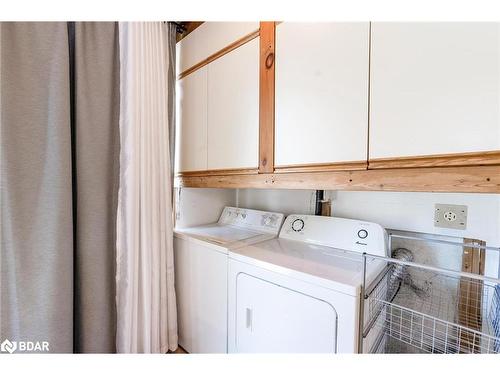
[219,207,285,234]
[279,214,388,257]
[357,229,368,239]
[291,218,305,232]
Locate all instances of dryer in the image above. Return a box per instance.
[227,214,388,353]
[174,206,284,353]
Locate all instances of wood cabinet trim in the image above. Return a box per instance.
[274,161,367,173]
[369,150,500,169]
[366,22,372,167]
[459,238,486,351]
[176,22,204,43]
[176,23,500,193]
[258,22,276,173]
[175,165,500,193]
[176,168,258,177]
[178,29,260,80]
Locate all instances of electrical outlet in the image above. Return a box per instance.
[434,204,467,230]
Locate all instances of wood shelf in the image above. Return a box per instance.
[369,150,500,169]
[275,161,367,173]
[176,168,258,177]
[175,165,500,193]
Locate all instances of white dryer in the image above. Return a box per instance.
[174,206,284,353]
[227,214,388,353]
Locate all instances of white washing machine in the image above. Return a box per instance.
[174,206,284,353]
[227,214,388,353]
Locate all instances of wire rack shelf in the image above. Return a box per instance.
[361,251,500,354]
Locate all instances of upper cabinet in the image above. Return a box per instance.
[275,22,370,169]
[369,23,500,160]
[176,22,259,73]
[176,66,208,172]
[176,22,500,193]
[176,23,260,173]
[207,38,259,170]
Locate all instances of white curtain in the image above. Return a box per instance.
[116,22,178,353]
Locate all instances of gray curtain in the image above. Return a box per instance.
[1,22,74,353]
[0,22,119,353]
[73,22,120,353]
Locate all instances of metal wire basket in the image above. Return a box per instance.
[361,252,500,354]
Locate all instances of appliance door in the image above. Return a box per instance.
[235,273,338,352]
[174,237,228,353]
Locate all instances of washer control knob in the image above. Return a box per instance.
[291,218,305,232]
[357,229,368,239]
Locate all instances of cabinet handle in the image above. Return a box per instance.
[246,307,253,331]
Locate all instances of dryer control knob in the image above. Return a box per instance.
[357,229,368,239]
[291,218,305,232]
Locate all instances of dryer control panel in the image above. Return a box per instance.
[280,215,388,257]
[219,207,285,234]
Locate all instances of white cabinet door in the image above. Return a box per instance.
[207,38,259,170]
[370,23,500,159]
[235,273,337,353]
[174,237,228,353]
[176,67,207,172]
[275,23,370,167]
[176,22,259,73]
[173,238,194,351]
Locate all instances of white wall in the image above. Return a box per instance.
[237,189,500,244]
[236,189,318,216]
[334,191,500,278]
[175,188,237,228]
[174,187,500,277]
[333,191,500,246]
[237,189,500,277]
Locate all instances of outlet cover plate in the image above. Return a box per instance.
[434,204,467,230]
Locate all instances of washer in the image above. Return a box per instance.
[174,206,284,353]
[227,214,388,353]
